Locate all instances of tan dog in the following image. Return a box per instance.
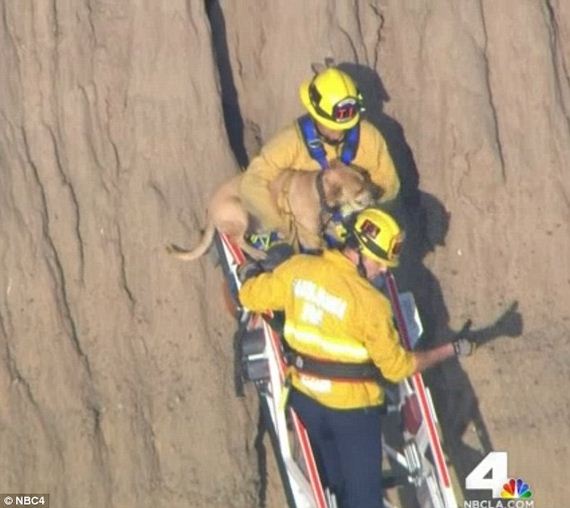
[166,161,379,261]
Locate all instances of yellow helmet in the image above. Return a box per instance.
[299,68,363,130]
[352,208,404,267]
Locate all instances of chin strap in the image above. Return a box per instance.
[356,251,368,279]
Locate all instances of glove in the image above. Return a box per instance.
[259,242,294,271]
[452,338,476,357]
[237,261,263,284]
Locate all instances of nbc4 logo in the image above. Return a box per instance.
[465,452,533,506]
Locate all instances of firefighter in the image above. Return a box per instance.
[238,207,474,508]
[240,67,400,244]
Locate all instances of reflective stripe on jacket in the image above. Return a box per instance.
[238,250,416,409]
[284,323,370,362]
[239,120,400,233]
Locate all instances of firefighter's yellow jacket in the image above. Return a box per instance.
[238,250,416,409]
[239,120,399,234]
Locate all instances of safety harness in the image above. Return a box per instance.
[278,347,389,413]
[298,114,360,247]
[297,114,360,169]
[315,171,337,214]
[284,348,382,382]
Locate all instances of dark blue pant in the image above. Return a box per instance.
[289,389,384,508]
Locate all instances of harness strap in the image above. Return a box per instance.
[315,171,350,248]
[284,350,382,382]
[276,171,309,251]
[315,171,337,214]
[297,115,361,249]
[297,114,360,169]
[340,121,360,165]
[298,115,329,169]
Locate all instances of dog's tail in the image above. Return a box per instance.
[166,221,216,261]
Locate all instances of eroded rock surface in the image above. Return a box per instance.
[1,1,568,507]
[0,2,257,507]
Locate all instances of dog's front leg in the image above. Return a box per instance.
[297,222,325,252]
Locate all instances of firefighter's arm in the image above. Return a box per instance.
[364,297,416,383]
[364,292,474,381]
[238,264,290,312]
[412,344,455,372]
[413,337,475,369]
[240,126,300,233]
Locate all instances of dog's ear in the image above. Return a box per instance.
[370,183,385,201]
[349,163,369,178]
[348,164,384,200]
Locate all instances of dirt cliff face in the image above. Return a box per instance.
[1,1,568,507]
[0,2,258,507]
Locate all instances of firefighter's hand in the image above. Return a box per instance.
[452,338,476,357]
[237,261,263,284]
[259,242,294,271]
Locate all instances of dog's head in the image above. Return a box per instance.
[322,160,383,212]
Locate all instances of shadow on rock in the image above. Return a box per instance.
[408,193,523,498]
[206,0,249,168]
[337,62,420,212]
[339,62,524,499]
